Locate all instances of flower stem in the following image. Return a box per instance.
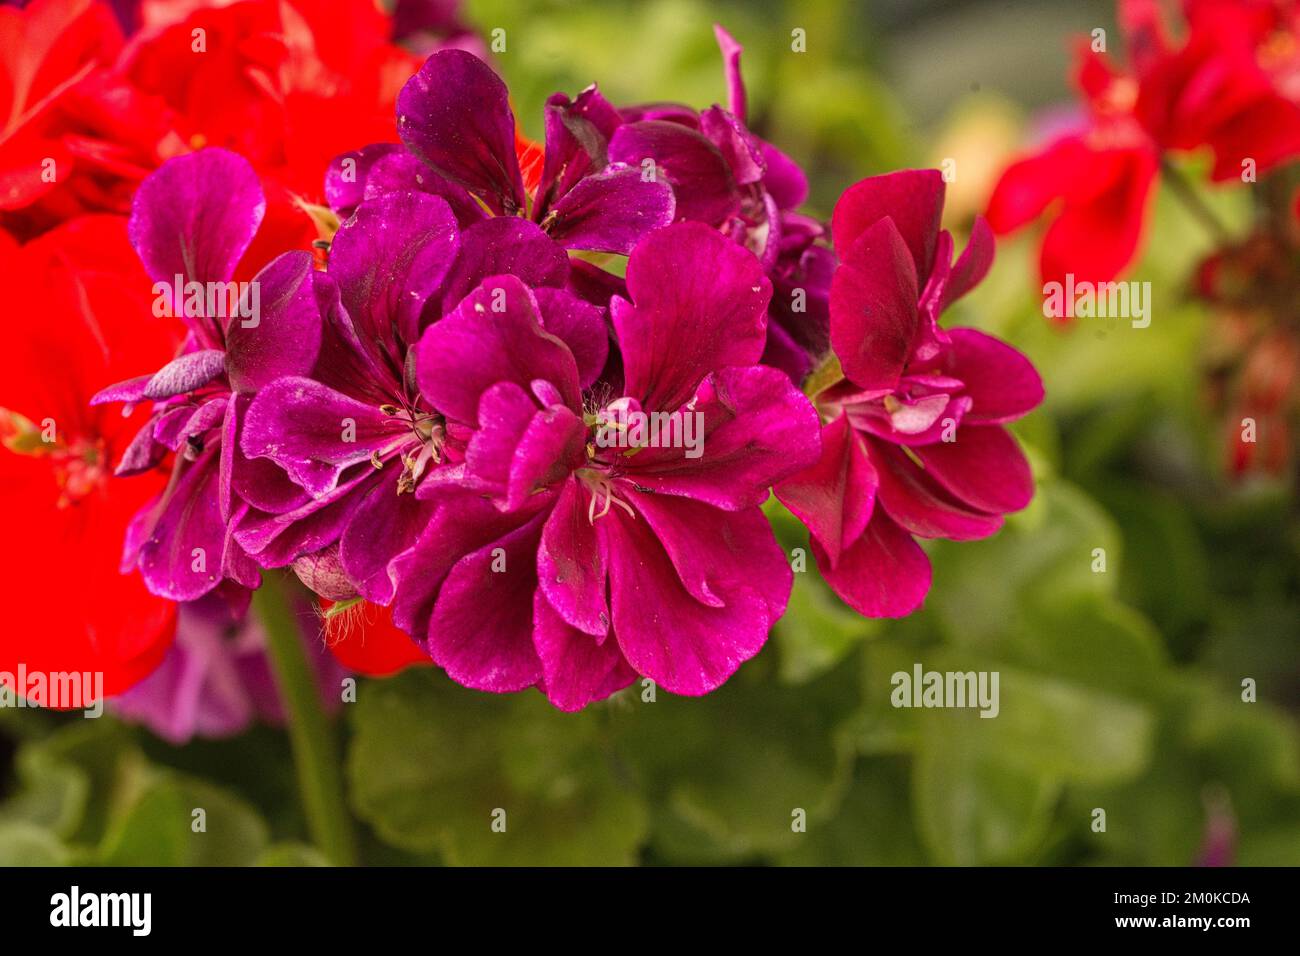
[254,571,356,866]
[1161,158,1232,245]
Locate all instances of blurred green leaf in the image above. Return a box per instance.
[98,776,269,866]
[348,670,647,865]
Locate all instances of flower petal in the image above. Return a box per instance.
[622,365,822,510]
[613,221,771,413]
[775,414,877,567]
[417,275,580,425]
[330,190,460,356]
[602,498,781,695]
[608,120,740,225]
[542,164,675,254]
[870,438,1004,540]
[424,507,547,692]
[241,376,406,496]
[814,508,932,618]
[143,349,227,400]
[396,49,526,214]
[832,168,944,283]
[912,424,1035,515]
[942,327,1044,424]
[224,250,323,393]
[129,149,265,326]
[829,217,919,392]
[533,591,634,711]
[538,477,609,637]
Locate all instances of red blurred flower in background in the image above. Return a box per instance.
[0,0,448,700]
[0,214,180,696]
[1,0,427,244]
[986,0,1300,289]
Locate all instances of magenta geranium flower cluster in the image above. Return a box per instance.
[93,28,1043,710]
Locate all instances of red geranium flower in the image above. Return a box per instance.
[987,0,1300,290]
[0,214,181,698]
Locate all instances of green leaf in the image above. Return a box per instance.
[615,657,861,861]
[777,757,927,866]
[256,842,330,866]
[913,709,1061,866]
[97,776,269,866]
[0,821,72,866]
[348,670,647,865]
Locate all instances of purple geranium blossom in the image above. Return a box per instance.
[112,591,347,744]
[238,188,610,608]
[607,25,834,383]
[384,223,821,710]
[325,47,675,257]
[91,148,324,604]
[776,169,1044,618]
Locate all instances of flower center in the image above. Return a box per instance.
[379,403,446,494]
[576,467,635,523]
[1,410,109,508]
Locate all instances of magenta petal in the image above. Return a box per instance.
[815,508,932,618]
[630,491,791,623]
[116,419,167,476]
[396,49,526,215]
[339,474,436,604]
[235,467,382,568]
[623,365,822,510]
[943,328,1044,424]
[225,394,312,514]
[330,190,460,352]
[761,142,809,209]
[389,494,539,639]
[129,148,265,298]
[418,275,580,425]
[543,164,675,255]
[871,439,1004,541]
[224,251,323,393]
[365,150,486,228]
[532,591,633,712]
[602,498,780,695]
[913,425,1035,514]
[536,85,623,211]
[607,120,740,225]
[325,143,402,216]
[613,222,771,412]
[700,106,764,185]
[91,374,153,406]
[774,414,877,567]
[713,24,747,122]
[532,287,609,389]
[143,349,227,400]
[462,381,585,508]
[436,216,569,312]
[241,377,406,496]
[137,446,234,601]
[538,478,609,637]
[831,169,945,283]
[425,509,547,692]
[830,217,920,392]
[941,216,995,310]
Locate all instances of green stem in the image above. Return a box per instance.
[254,572,356,866]
[1161,158,1232,245]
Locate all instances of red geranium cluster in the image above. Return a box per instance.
[0,0,443,708]
[987,0,1300,286]
[987,0,1300,479]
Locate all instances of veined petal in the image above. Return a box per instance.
[241,376,406,496]
[396,49,527,215]
[613,222,771,413]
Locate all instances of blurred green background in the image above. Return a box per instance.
[1,0,1297,866]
